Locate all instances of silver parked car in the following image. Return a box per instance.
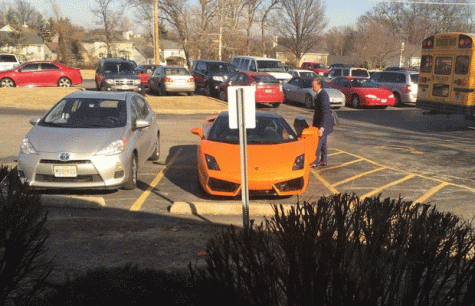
[148,65,195,96]
[370,70,419,106]
[288,69,319,79]
[17,91,160,190]
[283,77,346,109]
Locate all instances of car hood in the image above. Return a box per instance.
[200,140,306,177]
[27,125,126,154]
[325,88,345,99]
[103,73,139,79]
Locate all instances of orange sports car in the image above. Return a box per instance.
[191,111,319,197]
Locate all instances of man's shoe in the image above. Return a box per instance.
[318,162,327,167]
[310,161,318,167]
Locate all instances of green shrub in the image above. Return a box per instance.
[0,165,53,305]
[191,193,475,306]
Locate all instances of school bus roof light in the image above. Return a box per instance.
[459,35,472,48]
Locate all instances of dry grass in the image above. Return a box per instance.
[0,87,228,114]
[80,69,95,80]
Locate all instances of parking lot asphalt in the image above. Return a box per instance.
[3,86,475,225]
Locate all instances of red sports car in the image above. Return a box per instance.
[329,76,395,108]
[218,71,284,108]
[0,61,82,88]
[136,64,160,87]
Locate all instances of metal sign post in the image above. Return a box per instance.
[236,88,250,228]
[228,86,255,229]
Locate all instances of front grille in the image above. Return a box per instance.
[208,178,240,192]
[114,79,134,86]
[275,177,304,192]
[40,159,91,164]
[35,174,102,183]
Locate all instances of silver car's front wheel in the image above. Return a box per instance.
[1,78,15,88]
[305,95,313,109]
[123,154,137,190]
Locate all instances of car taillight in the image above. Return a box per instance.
[164,77,171,82]
[189,77,195,82]
[405,85,411,93]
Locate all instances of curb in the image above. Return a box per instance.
[169,201,294,216]
[40,194,105,210]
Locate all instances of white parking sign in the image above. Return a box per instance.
[228,86,256,129]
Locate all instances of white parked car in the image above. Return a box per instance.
[0,54,20,71]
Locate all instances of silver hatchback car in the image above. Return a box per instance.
[17,91,160,190]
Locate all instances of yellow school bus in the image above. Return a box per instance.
[416,32,475,119]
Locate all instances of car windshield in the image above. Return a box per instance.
[207,115,297,144]
[164,67,189,75]
[208,63,237,73]
[256,60,286,73]
[351,69,369,77]
[41,98,127,128]
[301,79,314,88]
[350,78,378,88]
[103,62,135,74]
[300,71,318,78]
[252,74,279,84]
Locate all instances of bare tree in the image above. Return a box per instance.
[91,0,126,57]
[260,0,280,55]
[271,0,327,63]
[13,0,38,26]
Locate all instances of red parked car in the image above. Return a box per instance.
[329,76,395,108]
[300,62,330,77]
[218,71,284,108]
[136,64,160,87]
[0,61,82,88]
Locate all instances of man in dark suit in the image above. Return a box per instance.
[311,78,334,167]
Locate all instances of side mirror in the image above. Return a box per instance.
[191,127,205,139]
[134,119,150,130]
[29,116,41,125]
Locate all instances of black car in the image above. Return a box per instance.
[95,58,144,93]
[191,59,238,97]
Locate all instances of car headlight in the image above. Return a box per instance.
[365,94,377,99]
[212,76,225,82]
[105,79,114,85]
[389,94,395,98]
[95,137,126,156]
[20,137,37,155]
[134,79,141,85]
[205,154,220,170]
[292,154,305,170]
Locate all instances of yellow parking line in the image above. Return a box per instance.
[333,166,387,187]
[360,173,416,200]
[129,148,182,211]
[328,151,345,157]
[320,158,364,171]
[311,169,339,194]
[414,182,449,204]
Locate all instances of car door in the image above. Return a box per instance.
[38,62,61,86]
[285,78,299,101]
[15,63,41,86]
[334,78,352,101]
[131,95,155,164]
[193,61,207,89]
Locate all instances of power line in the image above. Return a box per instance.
[369,0,474,5]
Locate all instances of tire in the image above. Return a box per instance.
[305,95,314,109]
[204,83,212,96]
[219,89,227,101]
[187,92,194,96]
[58,77,71,87]
[123,154,138,190]
[158,84,166,96]
[1,77,15,88]
[283,91,288,103]
[351,95,360,108]
[394,92,402,107]
[272,103,280,108]
[149,133,160,161]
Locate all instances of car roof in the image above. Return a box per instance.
[195,59,230,64]
[233,56,280,61]
[63,90,135,100]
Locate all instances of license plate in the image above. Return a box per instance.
[121,85,131,90]
[381,99,387,103]
[265,89,272,93]
[54,165,77,177]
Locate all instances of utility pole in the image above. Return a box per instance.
[154,0,160,64]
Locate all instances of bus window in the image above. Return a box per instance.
[455,56,470,74]
[435,57,452,75]
[420,55,432,72]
